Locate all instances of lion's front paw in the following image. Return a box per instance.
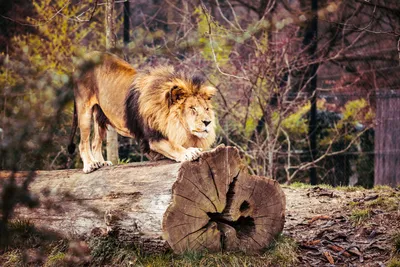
[101,161,113,167]
[83,162,101,173]
[180,147,202,162]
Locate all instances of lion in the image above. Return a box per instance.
[68,52,216,173]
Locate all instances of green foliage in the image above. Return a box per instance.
[281,103,310,138]
[0,250,24,267]
[366,196,398,211]
[83,234,298,266]
[89,235,139,266]
[44,252,67,267]
[350,208,371,224]
[388,257,400,267]
[393,232,400,254]
[195,7,232,65]
[0,0,103,170]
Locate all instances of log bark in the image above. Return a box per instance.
[3,146,285,254]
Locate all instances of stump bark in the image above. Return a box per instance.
[2,146,285,254]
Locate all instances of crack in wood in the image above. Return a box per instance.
[203,169,256,251]
[163,146,285,253]
[173,224,209,247]
[204,159,220,201]
[181,176,218,212]
[174,193,209,213]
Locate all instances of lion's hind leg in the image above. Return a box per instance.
[92,105,113,167]
[77,101,101,173]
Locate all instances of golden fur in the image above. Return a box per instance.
[134,66,216,149]
[68,52,216,173]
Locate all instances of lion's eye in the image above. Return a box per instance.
[206,107,209,111]
[190,107,197,113]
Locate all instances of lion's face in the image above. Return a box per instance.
[182,96,215,139]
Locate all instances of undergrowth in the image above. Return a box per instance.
[1,224,298,267]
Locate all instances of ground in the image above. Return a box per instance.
[283,183,400,266]
[1,184,399,266]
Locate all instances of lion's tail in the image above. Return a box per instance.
[67,99,78,155]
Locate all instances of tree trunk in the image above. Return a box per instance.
[163,146,286,253]
[6,146,285,254]
[374,90,400,187]
[123,0,130,44]
[305,0,319,185]
[105,0,119,164]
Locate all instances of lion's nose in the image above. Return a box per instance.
[202,120,211,127]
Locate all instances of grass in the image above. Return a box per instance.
[393,232,400,254]
[86,234,298,267]
[0,250,23,267]
[335,185,365,192]
[44,252,67,267]
[287,182,365,192]
[366,196,398,211]
[350,208,371,224]
[1,218,298,266]
[388,257,400,267]
[0,219,69,266]
[373,185,394,192]
[287,182,334,189]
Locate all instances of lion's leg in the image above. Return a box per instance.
[77,103,100,173]
[92,107,113,167]
[149,139,202,162]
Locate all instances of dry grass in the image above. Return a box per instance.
[87,234,298,267]
[350,208,371,224]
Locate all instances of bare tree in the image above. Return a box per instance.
[105,0,119,164]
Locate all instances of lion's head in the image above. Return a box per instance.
[182,95,215,139]
[135,67,216,149]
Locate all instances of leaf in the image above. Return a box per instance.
[323,251,335,264]
[308,215,331,224]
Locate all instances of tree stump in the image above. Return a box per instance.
[3,146,285,254]
[163,146,285,253]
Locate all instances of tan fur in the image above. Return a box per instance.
[134,67,216,150]
[71,52,216,173]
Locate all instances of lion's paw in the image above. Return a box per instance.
[182,147,202,162]
[83,162,101,173]
[102,161,113,167]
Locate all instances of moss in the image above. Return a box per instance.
[374,185,393,192]
[388,257,400,267]
[348,201,359,207]
[350,208,371,224]
[0,250,23,267]
[392,232,400,254]
[367,196,398,211]
[287,182,313,189]
[44,252,67,267]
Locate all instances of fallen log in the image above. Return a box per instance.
[4,146,285,254]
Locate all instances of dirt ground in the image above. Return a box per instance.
[283,185,400,266]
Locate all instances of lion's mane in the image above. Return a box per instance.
[125,66,216,150]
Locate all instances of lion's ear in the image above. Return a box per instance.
[167,86,185,107]
[202,86,216,100]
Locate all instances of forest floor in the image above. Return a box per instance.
[0,184,399,266]
[283,183,400,267]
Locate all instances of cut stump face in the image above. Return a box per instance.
[162,146,286,254]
